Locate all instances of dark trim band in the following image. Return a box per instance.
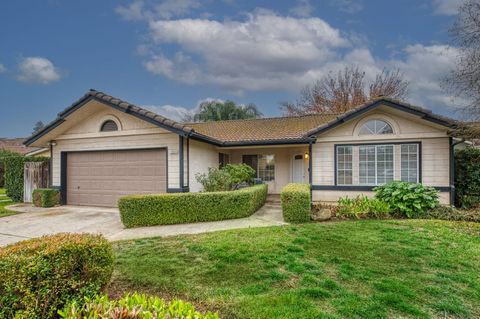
[312,185,453,192]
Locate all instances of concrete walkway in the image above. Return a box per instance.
[0,198,286,246]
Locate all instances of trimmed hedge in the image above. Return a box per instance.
[59,293,219,319]
[281,183,311,223]
[455,147,480,208]
[0,233,114,319]
[119,184,268,228]
[4,155,49,202]
[33,188,61,207]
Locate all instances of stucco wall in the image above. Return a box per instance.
[188,139,220,192]
[51,102,181,189]
[311,105,451,205]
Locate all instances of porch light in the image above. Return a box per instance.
[304,152,309,159]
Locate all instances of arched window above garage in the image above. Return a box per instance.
[100,120,118,132]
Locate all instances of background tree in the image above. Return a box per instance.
[282,66,409,116]
[32,121,45,134]
[443,0,480,120]
[190,100,262,122]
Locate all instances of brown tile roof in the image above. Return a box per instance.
[24,90,459,147]
[0,138,40,155]
[188,114,339,143]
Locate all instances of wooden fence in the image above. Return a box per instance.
[24,161,49,203]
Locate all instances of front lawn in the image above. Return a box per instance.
[112,220,480,319]
[0,188,17,218]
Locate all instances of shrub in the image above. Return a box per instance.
[4,155,49,202]
[59,293,219,319]
[336,196,390,219]
[33,188,60,207]
[424,205,480,223]
[0,233,114,319]
[119,184,268,228]
[195,167,233,192]
[455,147,480,208]
[0,150,18,188]
[374,181,439,218]
[281,183,311,223]
[224,163,256,188]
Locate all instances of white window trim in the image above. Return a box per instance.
[400,143,420,183]
[358,144,395,186]
[336,146,353,185]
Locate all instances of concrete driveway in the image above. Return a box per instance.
[0,202,286,247]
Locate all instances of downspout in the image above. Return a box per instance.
[308,141,313,206]
[449,137,456,206]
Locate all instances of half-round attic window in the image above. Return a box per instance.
[100,120,118,132]
[359,119,393,135]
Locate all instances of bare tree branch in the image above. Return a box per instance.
[282,66,409,116]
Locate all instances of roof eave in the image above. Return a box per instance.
[305,98,457,138]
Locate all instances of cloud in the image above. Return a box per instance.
[432,0,463,15]
[143,97,224,121]
[16,57,61,84]
[290,0,314,17]
[0,63,6,73]
[128,8,459,114]
[116,0,200,21]
[329,0,364,13]
[144,11,349,93]
[389,44,459,111]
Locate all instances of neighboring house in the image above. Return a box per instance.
[25,90,458,207]
[0,138,41,155]
[25,147,50,157]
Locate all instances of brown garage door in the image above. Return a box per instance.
[66,149,167,207]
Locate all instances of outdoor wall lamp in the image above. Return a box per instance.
[304,152,309,159]
[48,141,57,147]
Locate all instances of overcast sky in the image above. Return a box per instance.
[0,0,465,137]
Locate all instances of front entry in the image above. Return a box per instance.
[292,154,305,183]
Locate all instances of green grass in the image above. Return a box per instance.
[0,188,17,217]
[112,220,480,319]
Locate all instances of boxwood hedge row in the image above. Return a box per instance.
[281,183,311,223]
[119,184,268,228]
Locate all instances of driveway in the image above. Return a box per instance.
[0,202,286,247]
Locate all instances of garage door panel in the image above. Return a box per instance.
[67,149,167,207]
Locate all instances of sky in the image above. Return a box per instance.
[0,0,465,138]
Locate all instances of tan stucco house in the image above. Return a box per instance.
[25,90,458,207]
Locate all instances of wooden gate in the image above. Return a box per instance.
[24,161,49,203]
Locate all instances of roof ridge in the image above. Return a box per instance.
[185,112,341,125]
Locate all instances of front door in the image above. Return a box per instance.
[292,154,305,183]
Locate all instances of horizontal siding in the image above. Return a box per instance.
[188,140,219,192]
[312,138,450,187]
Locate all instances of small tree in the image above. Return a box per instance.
[282,66,409,116]
[32,121,45,134]
[224,164,256,189]
[191,100,262,122]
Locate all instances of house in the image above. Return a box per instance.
[24,89,458,207]
[0,138,42,155]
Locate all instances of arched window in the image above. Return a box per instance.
[100,120,118,132]
[359,119,393,135]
